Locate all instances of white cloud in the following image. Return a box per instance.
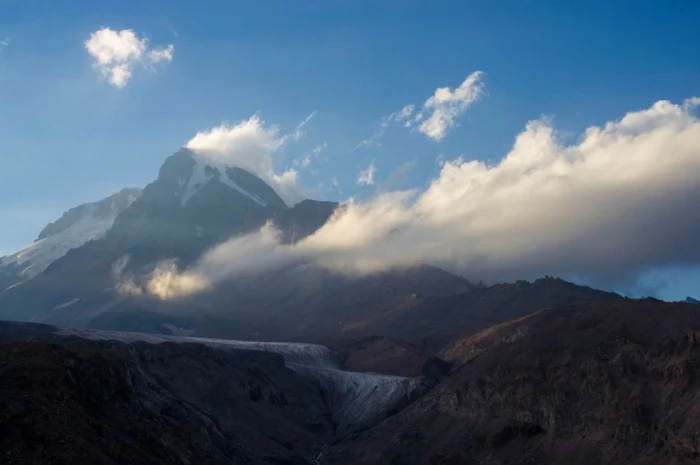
[355,105,416,150]
[355,72,484,149]
[294,154,311,168]
[381,104,416,128]
[357,162,376,186]
[412,71,485,141]
[312,143,327,156]
[355,130,385,150]
[291,111,317,141]
[0,38,9,50]
[84,27,174,88]
[185,114,312,205]
[138,97,700,299]
[147,44,174,65]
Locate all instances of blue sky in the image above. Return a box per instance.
[1,0,700,299]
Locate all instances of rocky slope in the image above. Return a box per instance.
[0,329,330,464]
[336,276,621,354]
[327,299,700,465]
[4,299,700,464]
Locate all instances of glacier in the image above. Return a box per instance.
[52,326,428,436]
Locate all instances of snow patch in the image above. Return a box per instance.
[1,215,119,281]
[180,155,267,207]
[0,189,141,286]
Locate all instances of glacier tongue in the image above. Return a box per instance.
[54,326,427,435]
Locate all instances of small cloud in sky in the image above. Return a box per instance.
[355,71,483,148]
[84,27,174,88]
[293,154,312,168]
[357,162,376,186]
[355,105,416,150]
[291,111,317,141]
[355,130,384,150]
[312,143,327,156]
[0,38,9,50]
[384,104,415,126]
[411,71,485,141]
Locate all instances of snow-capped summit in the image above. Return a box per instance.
[101,149,289,251]
[0,188,142,290]
[160,149,287,209]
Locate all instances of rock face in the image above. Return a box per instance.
[327,299,700,465]
[0,329,331,464]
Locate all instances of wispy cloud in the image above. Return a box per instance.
[355,105,416,150]
[291,111,317,141]
[84,27,174,88]
[410,71,485,141]
[0,38,9,51]
[137,97,700,299]
[312,143,327,156]
[293,154,311,168]
[355,72,484,148]
[357,162,376,186]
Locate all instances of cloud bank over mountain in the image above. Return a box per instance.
[138,97,700,299]
[185,114,315,205]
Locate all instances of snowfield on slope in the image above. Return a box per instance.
[53,326,428,435]
[0,216,118,282]
[179,155,268,207]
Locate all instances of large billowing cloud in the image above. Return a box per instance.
[142,97,700,299]
[84,27,174,87]
[185,114,314,204]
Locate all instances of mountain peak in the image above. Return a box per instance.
[685,296,700,304]
[158,149,287,209]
